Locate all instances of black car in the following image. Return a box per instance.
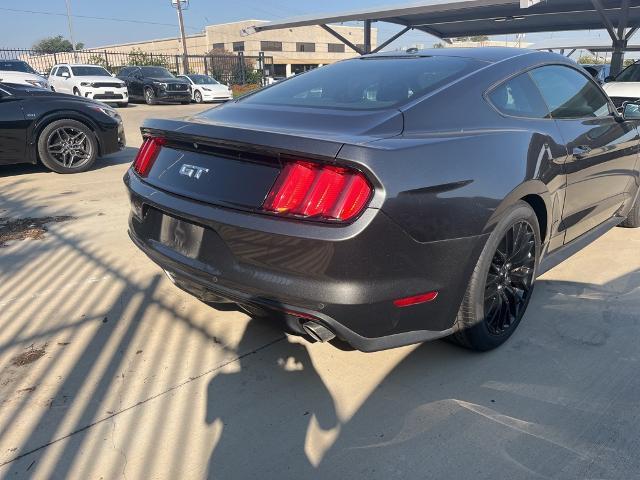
[124,48,640,352]
[0,82,125,173]
[117,66,191,105]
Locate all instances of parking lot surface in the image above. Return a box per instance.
[1,103,639,479]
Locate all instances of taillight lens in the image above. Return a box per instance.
[133,137,166,177]
[263,160,372,222]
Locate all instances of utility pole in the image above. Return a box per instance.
[174,0,189,74]
[64,0,78,61]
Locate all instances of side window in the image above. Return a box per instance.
[488,73,549,118]
[529,65,611,119]
[613,63,640,82]
[119,67,131,77]
[56,66,69,77]
[50,67,58,76]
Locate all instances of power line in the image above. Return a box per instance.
[0,7,201,31]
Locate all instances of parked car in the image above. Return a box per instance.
[581,63,611,84]
[124,48,640,352]
[176,74,233,103]
[0,60,48,89]
[0,82,125,173]
[48,64,128,107]
[117,66,191,105]
[602,61,640,109]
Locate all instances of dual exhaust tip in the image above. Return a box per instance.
[302,321,336,343]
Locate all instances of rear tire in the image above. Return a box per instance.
[37,119,98,174]
[620,194,640,228]
[449,201,540,351]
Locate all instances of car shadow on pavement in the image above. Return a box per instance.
[205,311,338,479]
[201,268,640,479]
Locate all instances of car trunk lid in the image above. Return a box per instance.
[137,108,401,211]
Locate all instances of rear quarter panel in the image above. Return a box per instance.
[339,53,571,245]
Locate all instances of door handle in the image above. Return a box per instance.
[572,145,592,159]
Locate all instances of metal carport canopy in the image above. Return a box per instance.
[244,0,640,74]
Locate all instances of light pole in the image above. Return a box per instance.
[172,0,190,74]
[64,0,78,61]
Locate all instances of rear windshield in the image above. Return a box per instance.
[240,56,484,110]
[71,66,111,76]
[0,61,37,74]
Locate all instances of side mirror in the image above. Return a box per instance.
[604,75,615,83]
[622,102,640,120]
[61,72,70,79]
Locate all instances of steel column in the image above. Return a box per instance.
[364,19,372,54]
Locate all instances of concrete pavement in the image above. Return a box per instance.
[0,103,639,479]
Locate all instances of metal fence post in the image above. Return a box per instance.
[238,51,246,85]
[258,51,265,86]
[104,50,110,70]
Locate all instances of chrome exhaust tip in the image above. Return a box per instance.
[302,321,336,343]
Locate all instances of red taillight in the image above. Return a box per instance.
[393,291,439,308]
[263,160,372,222]
[133,137,166,177]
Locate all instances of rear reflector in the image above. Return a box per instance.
[393,291,439,308]
[263,160,372,222]
[133,137,166,177]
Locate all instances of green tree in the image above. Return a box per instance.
[470,35,489,42]
[578,54,605,65]
[32,35,84,53]
[433,43,445,49]
[454,37,469,42]
[127,48,169,68]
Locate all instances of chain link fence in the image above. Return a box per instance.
[0,48,273,86]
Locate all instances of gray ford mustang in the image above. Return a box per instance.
[124,48,640,352]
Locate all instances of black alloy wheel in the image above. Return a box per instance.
[450,201,540,351]
[484,221,536,336]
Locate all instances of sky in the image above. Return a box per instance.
[0,0,630,57]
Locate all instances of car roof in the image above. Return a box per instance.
[369,47,550,63]
[53,63,109,67]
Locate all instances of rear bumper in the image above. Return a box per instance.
[125,170,488,351]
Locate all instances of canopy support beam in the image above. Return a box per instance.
[372,26,412,53]
[591,0,632,75]
[320,24,364,55]
[364,19,373,54]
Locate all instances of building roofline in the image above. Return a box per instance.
[91,32,206,50]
